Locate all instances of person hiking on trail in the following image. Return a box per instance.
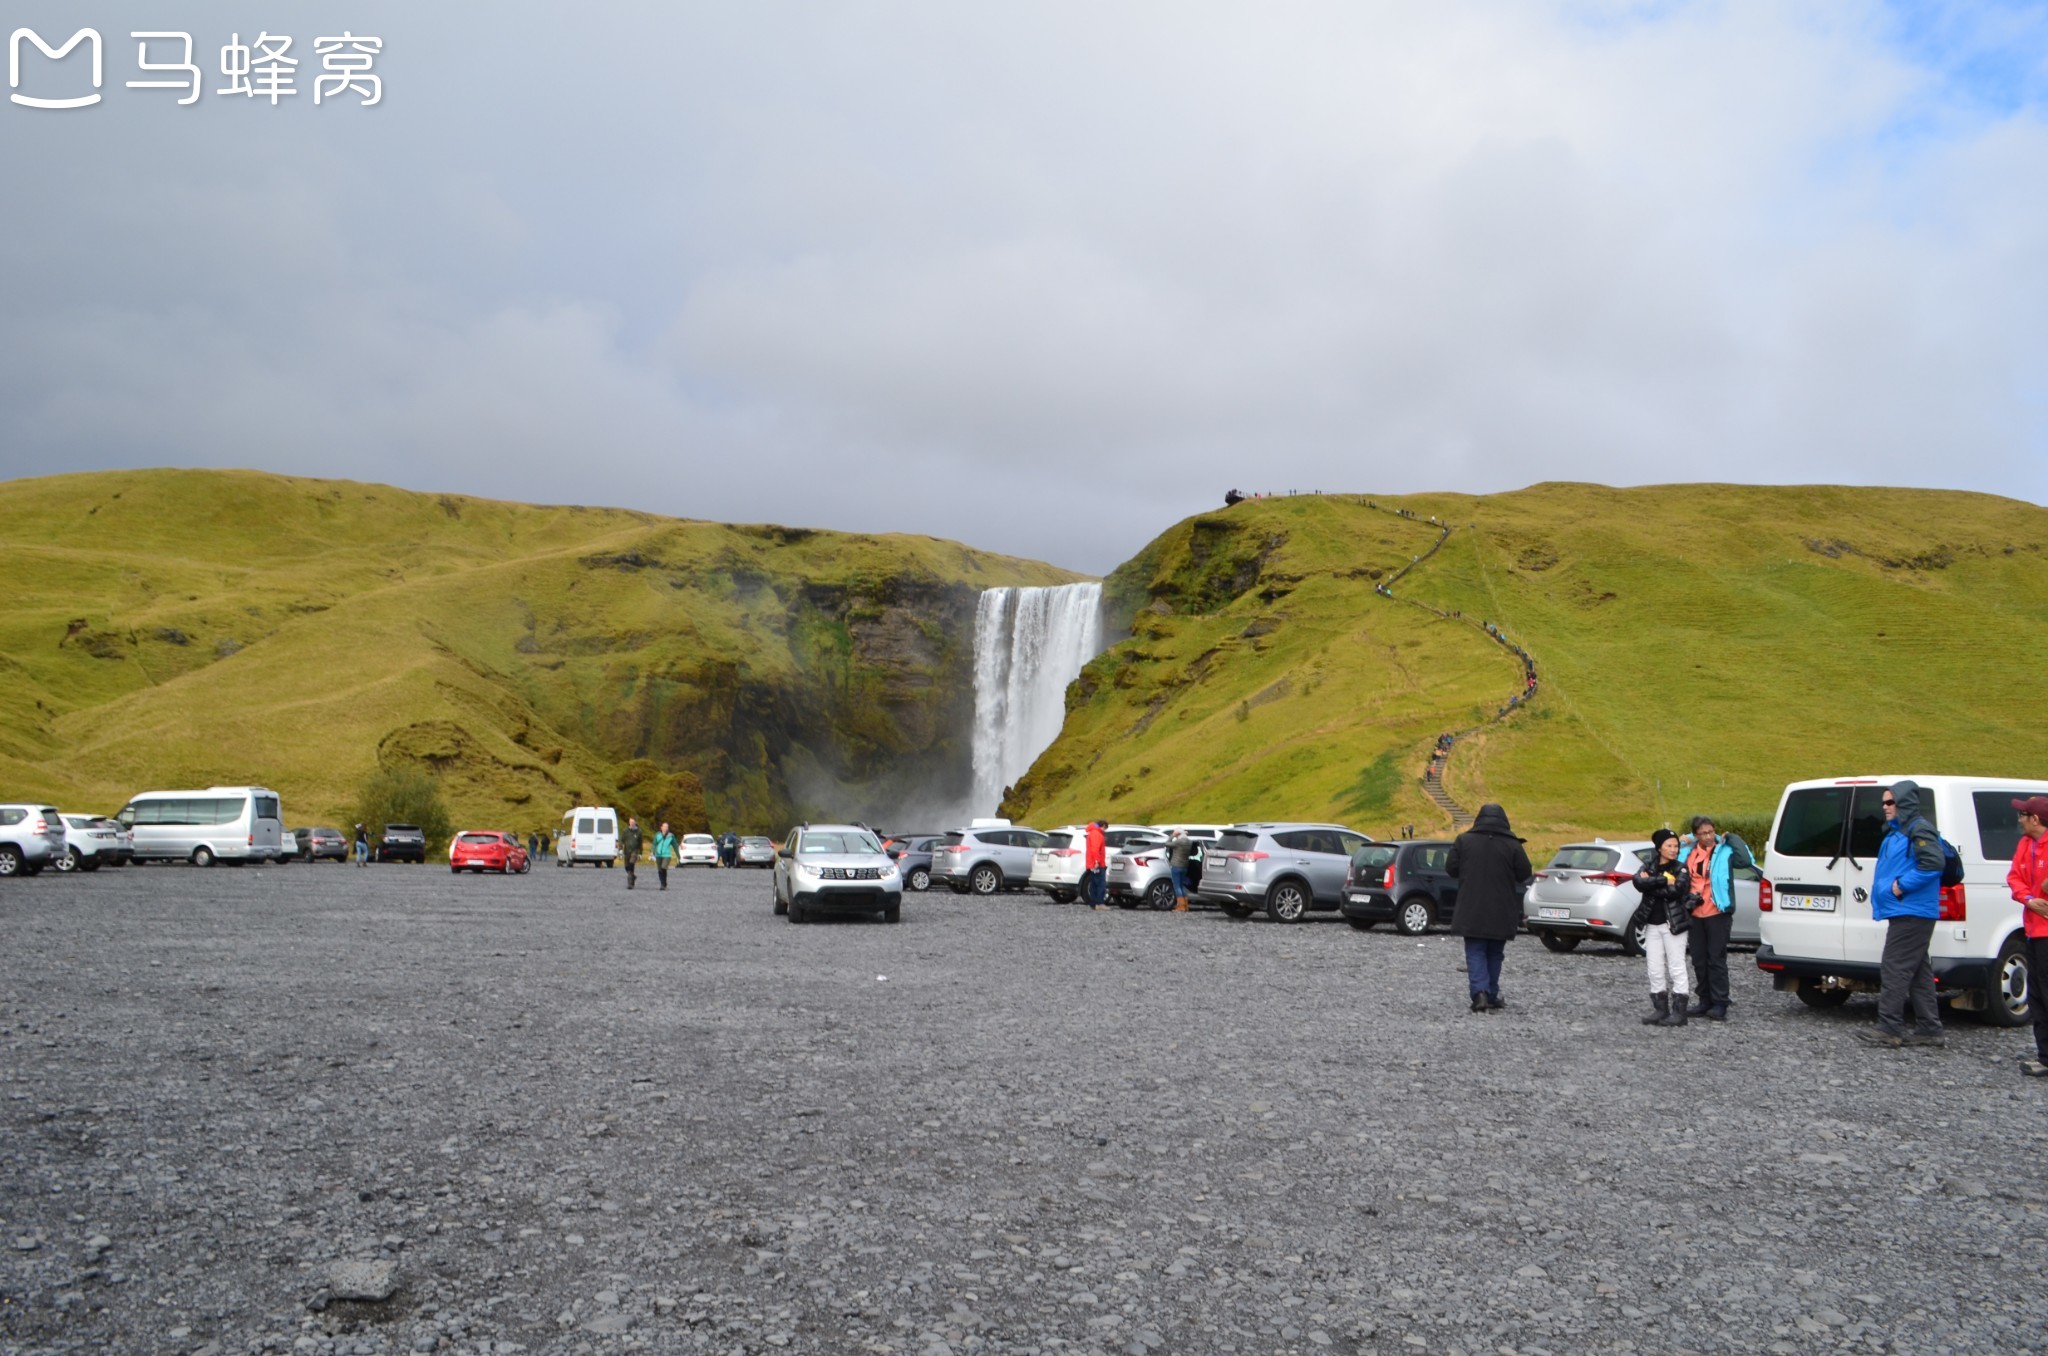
[1632,829,1692,1027]
[1854,782,1947,1049]
[620,816,643,890]
[1446,804,1531,1013]
[1166,830,1196,913]
[1084,819,1109,910]
[652,822,676,891]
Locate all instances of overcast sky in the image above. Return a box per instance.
[4,1,2044,574]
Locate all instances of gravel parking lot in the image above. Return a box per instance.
[4,863,2045,1356]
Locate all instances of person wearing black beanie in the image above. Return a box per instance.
[1632,828,1692,1027]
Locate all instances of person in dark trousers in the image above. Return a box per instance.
[1853,781,1947,1047]
[1631,829,1691,1027]
[354,823,369,867]
[2005,795,2048,1077]
[527,831,538,861]
[1682,816,1751,1020]
[1446,803,1531,1012]
[652,822,676,891]
[620,816,643,890]
[1084,819,1108,911]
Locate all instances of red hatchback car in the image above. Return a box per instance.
[450,831,531,875]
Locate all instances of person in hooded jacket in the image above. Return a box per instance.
[1856,780,1947,1048]
[1631,829,1692,1027]
[1446,803,1531,1012]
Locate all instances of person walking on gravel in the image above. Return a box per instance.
[1682,816,1751,1021]
[353,823,369,868]
[2006,796,2048,1077]
[1167,829,1196,913]
[1855,781,1947,1049]
[621,816,643,891]
[1631,829,1692,1027]
[1084,819,1109,911]
[1446,803,1530,1013]
[652,822,677,891]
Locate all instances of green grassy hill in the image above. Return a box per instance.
[1005,485,2048,853]
[0,470,1077,833]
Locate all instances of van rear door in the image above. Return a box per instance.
[1766,785,1855,962]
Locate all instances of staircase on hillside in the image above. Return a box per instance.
[1422,764,1473,830]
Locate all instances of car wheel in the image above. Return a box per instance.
[884,903,901,924]
[1264,879,1310,924]
[773,889,787,916]
[1538,931,1580,953]
[22,862,43,875]
[80,856,101,872]
[1050,889,1075,904]
[948,881,968,894]
[1144,878,1177,911]
[907,867,930,892]
[192,845,215,868]
[0,845,21,877]
[451,866,461,874]
[970,865,1001,896]
[1394,896,1432,936]
[789,898,810,924]
[1984,934,2031,1027]
[1220,900,1256,919]
[56,847,79,873]
[1793,978,1852,1010]
[1347,918,1374,931]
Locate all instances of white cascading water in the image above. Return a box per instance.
[969,583,1105,813]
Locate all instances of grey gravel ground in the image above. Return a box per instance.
[3,862,2045,1356]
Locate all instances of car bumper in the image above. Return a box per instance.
[1341,891,1397,921]
[1029,872,1085,893]
[792,887,901,914]
[1523,913,1625,941]
[1753,944,1998,993]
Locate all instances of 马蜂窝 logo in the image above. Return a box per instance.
[10,25,382,109]
[10,27,103,108]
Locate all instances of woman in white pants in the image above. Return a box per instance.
[1631,829,1692,1027]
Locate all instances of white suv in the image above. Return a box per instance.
[1757,774,2047,1026]
[0,805,68,876]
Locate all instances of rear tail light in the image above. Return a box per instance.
[1381,866,1396,889]
[1050,848,1081,858]
[1531,871,1550,881]
[1132,855,1158,866]
[1938,883,1967,922]
[33,818,48,834]
[1758,880,1773,912]
[1586,871,1633,886]
[1228,851,1268,862]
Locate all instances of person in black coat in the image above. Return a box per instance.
[1446,803,1533,1013]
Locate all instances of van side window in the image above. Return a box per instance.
[1774,788,1848,858]
[211,798,245,825]
[254,796,279,821]
[1846,785,1930,861]
[1974,791,2048,862]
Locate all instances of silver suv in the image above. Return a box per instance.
[1198,822,1375,923]
[0,804,68,877]
[931,822,1048,896]
[1108,824,1230,909]
[1523,839,1761,954]
[771,824,903,924]
[1030,824,1164,903]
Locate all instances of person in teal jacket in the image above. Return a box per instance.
[1857,780,1947,1048]
[652,823,677,892]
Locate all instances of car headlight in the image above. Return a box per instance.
[792,861,818,878]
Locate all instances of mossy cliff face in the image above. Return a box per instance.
[0,470,1079,832]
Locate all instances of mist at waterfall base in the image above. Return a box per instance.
[968,584,1107,817]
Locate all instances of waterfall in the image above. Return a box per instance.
[969,583,1105,814]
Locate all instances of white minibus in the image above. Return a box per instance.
[117,786,285,866]
[558,805,620,867]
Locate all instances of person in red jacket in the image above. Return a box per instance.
[2007,796,2048,1077]
[1083,819,1109,911]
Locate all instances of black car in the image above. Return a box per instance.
[1341,839,1460,935]
[294,826,349,863]
[882,834,942,892]
[376,823,427,863]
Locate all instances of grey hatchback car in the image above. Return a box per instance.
[1198,822,1375,923]
[1522,838,1761,954]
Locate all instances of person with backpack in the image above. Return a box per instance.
[652,822,677,891]
[2005,795,2048,1077]
[620,816,643,891]
[1631,828,1692,1027]
[1855,780,1948,1048]
[1682,816,1753,1021]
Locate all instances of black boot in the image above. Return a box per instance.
[1660,998,1689,1027]
[1641,993,1669,1025]
[1687,996,1711,1017]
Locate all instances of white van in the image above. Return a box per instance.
[1757,775,2046,1025]
[557,805,620,867]
[118,786,284,866]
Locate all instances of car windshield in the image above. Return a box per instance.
[800,831,881,855]
[1351,845,1399,871]
[741,836,771,846]
[1547,847,1621,871]
[457,833,497,846]
[684,835,715,844]
[1216,830,1261,854]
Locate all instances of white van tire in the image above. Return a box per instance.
[1985,935,2031,1028]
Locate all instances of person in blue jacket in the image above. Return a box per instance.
[1856,780,1947,1049]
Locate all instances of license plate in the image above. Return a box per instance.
[1538,907,1570,920]
[1778,894,1836,912]
[1347,893,1369,904]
